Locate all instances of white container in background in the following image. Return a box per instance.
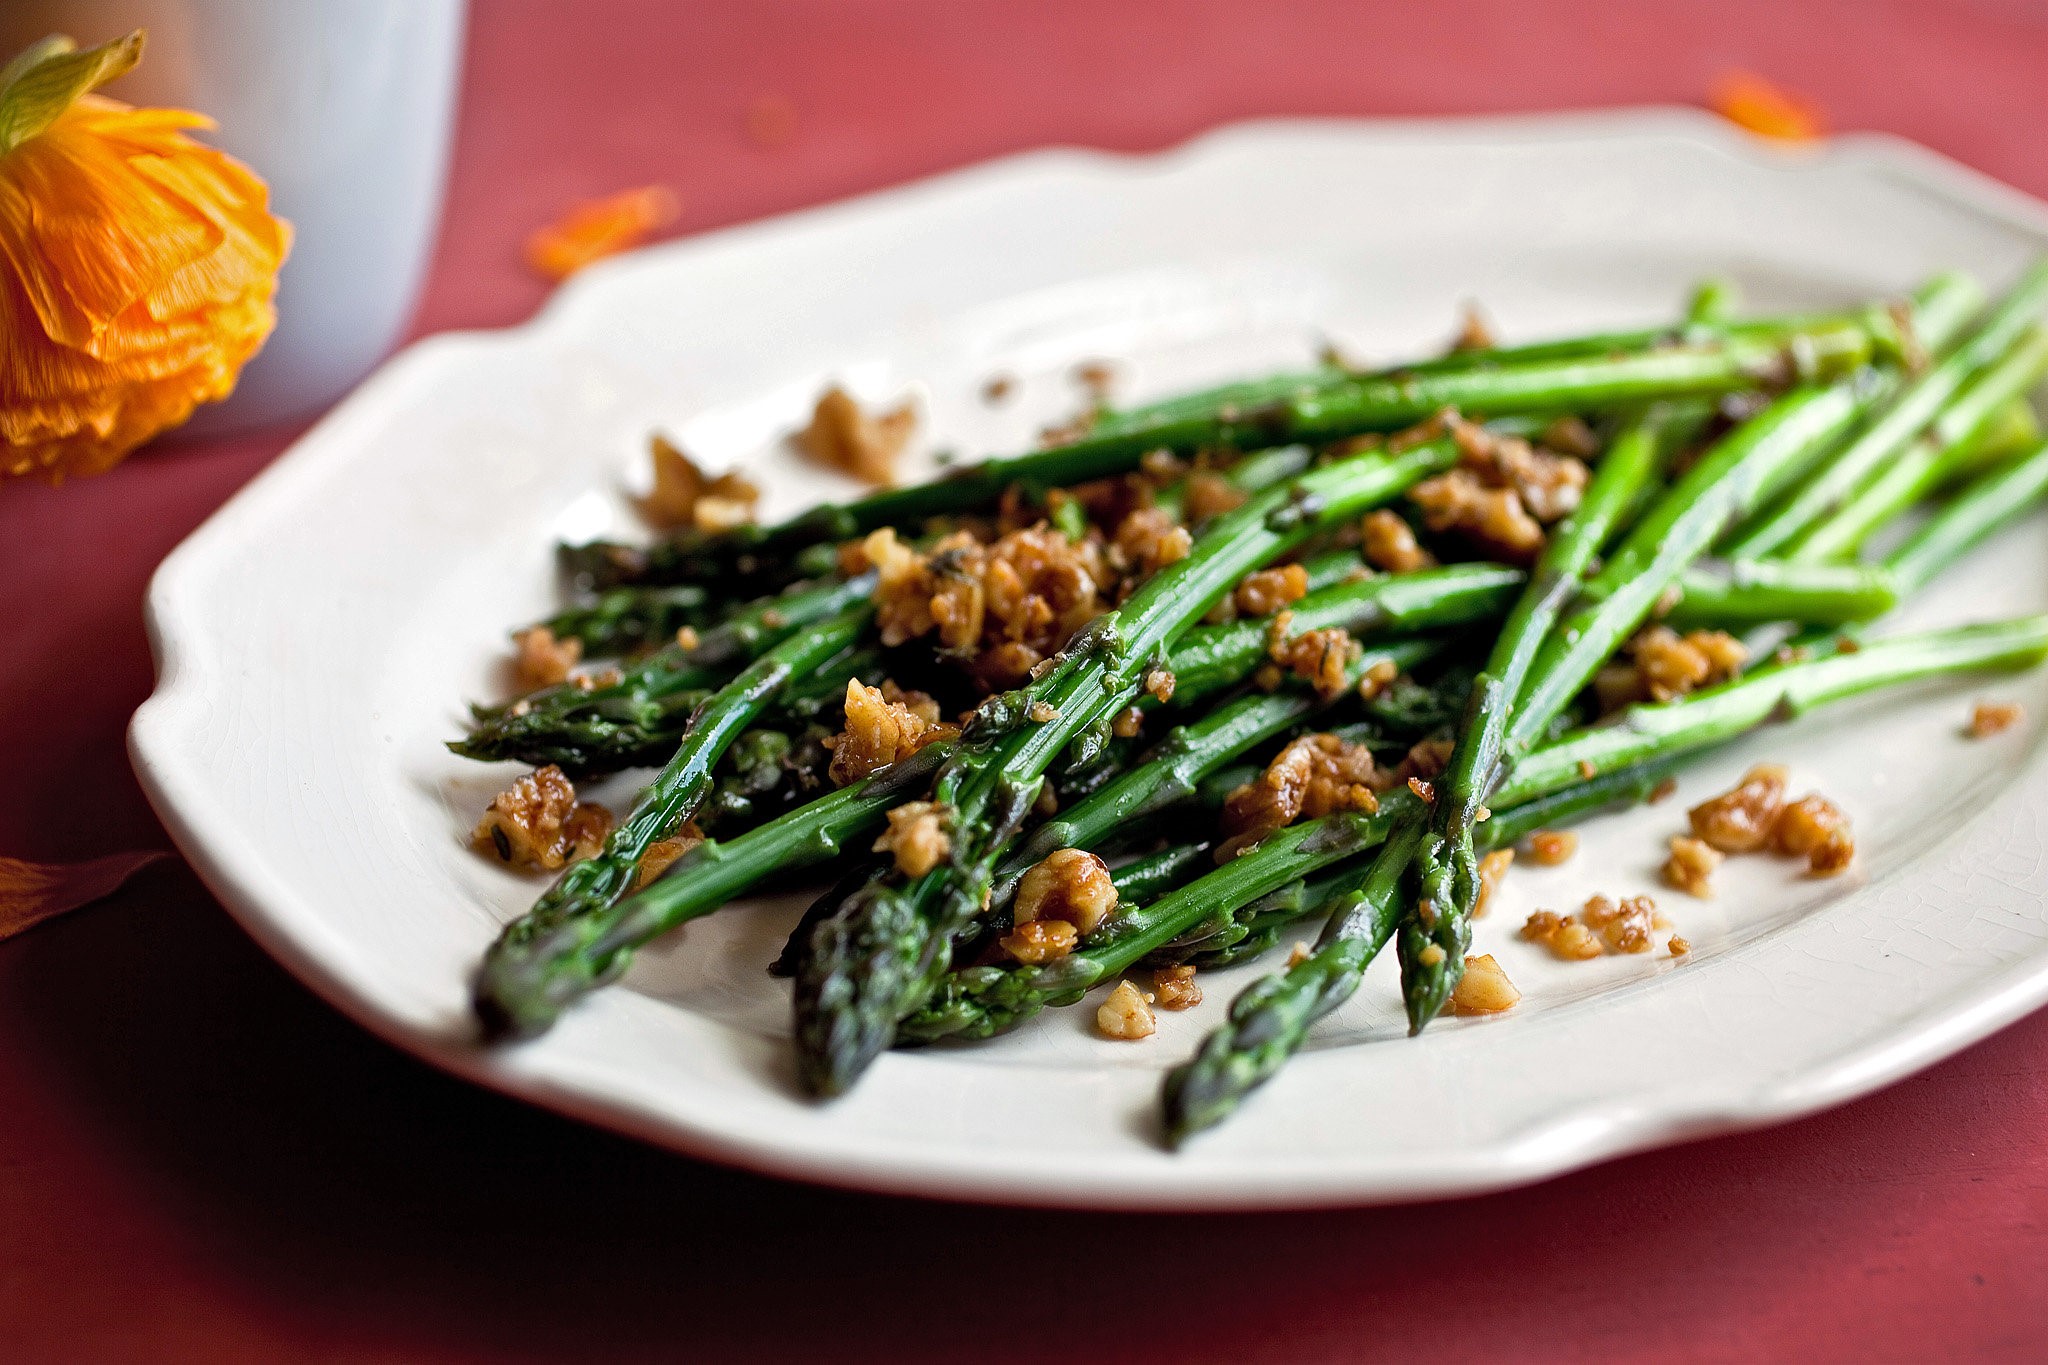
[1,0,468,429]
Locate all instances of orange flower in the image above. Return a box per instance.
[0,31,290,483]
[525,185,680,282]
[1711,71,1827,143]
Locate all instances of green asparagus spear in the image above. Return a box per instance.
[1163,612,2048,1140]
[793,440,1468,1095]
[1727,265,2037,558]
[475,603,871,1036]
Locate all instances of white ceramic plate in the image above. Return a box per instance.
[131,111,2048,1209]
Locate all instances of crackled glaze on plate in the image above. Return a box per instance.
[131,111,2048,1208]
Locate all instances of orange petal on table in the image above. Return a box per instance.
[1710,71,1826,142]
[0,850,166,941]
[523,185,680,282]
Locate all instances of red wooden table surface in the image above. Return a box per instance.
[4,2,2047,1359]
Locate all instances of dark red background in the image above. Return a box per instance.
[4,2,2046,1359]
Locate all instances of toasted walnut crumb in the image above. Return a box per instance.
[1072,358,1121,401]
[1597,625,1748,711]
[1027,701,1060,723]
[1541,416,1600,459]
[1234,562,1311,617]
[1153,964,1203,1011]
[1775,794,1854,876]
[1410,468,1545,559]
[1668,935,1693,957]
[1473,848,1515,917]
[1034,784,1060,817]
[1521,908,1604,961]
[1360,509,1435,573]
[637,434,761,531]
[1649,777,1679,804]
[1111,505,1193,580]
[1095,979,1156,1039]
[1526,830,1578,866]
[1287,941,1313,967]
[1449,952,1520,1015]
[1689,764,1789,853]
[1417,941,1447,967]
[1970,700,2024,738]
[1111,705,1146,739]
[1015,848,1119,934]
[874,801,951,877]
[1394,737,1455,787]
[796,385,917,485]
[861,523,1110,690]
[1662,834,1723,898]
[1358,658,1400,700]
[1144,668,1176,703]
[1579,759,1599,781]
[674,625,701,650]
[1407,415,1590,560]
[1002,918,1079,964]
[1219,733,1381,858]
[1450,303,1497,352]
[1408,776,1436,804]
[1583,893,1658,953]
[1182,472,1247,523]
[1266,613,1362,700]
[511,626,582,690]
[473,766,612,872]
[826,679,957,785]
[981,373,1016,405]
[634,827,704,888]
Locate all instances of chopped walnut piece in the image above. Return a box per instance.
[796,384,917,485]
[1287,941,1313,967]
[1002,919,1079,965]
[1449,953,1520,1015]
[1392,736,1455,788]
[1182,472,1246,523]
[1409,468,1546,560]
[634,827,704,888]
[1072,358,1121,401]
[1014,848,1119,934]
[1668,935,1693,957]
[1360,509,1435,573]
[1218,733,1380,859]
[1649,776,1679,804]
[1473,849,1515,917]
[1540,415,1600,460]
[826,679,957,785]
[1153,964,1203,1011]
[1774,794,1854,876]
[1525,830,1578,866]
[1111,506,1193,579]
[1598,626,1748,711]
[1662,834,1723,898]
[859,523,1109,690]
[1358,658,1400,700]
[473,765,612,872]
[981,373,1016,405]
[511,626,582,690]
[1144,668,1176,703]
[1449,303,1497,353]
[1582,893,1658,953]
[674,625,701,650]
[1234,563,1311,617]
[1969,700,2024,738]
[1110,705,1146,739]
[1407,776,1436,804]
[874,801,951,877]
[637,434,762,532]
[1521,909,1603,961]
[1689,764,1789,853]
[1027,701,1060,723]
[1266,613,1361,700]
[1096,979,1157,1040]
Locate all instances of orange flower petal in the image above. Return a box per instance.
[0,92,289,483]
[525,184,680,282]
[0,849,164,940]
[1711,71,1826,142]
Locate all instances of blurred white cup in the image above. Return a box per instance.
[0,0,468,429]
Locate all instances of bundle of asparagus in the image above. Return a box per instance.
[453,262,2048,1144]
